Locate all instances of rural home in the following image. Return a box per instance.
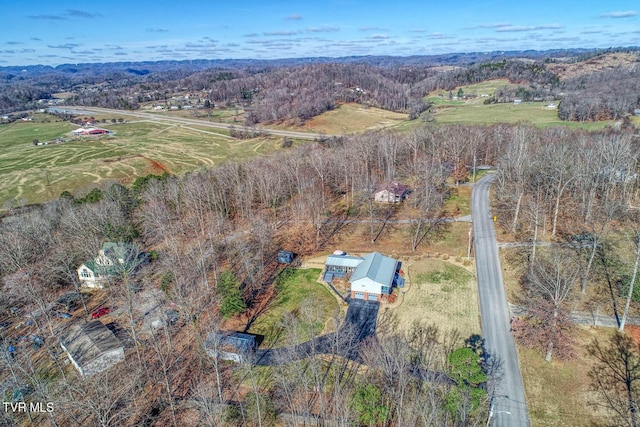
[323,251,403,301]
[205,332,257,363]
[60,321,124,376]
[349,252,401,301]
[77,242,141,288]
[374,182,409,203]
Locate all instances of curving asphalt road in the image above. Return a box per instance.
[472,174,530,427]
[60,106,330,140]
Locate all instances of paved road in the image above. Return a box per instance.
[60,106,330,140]
[472,174,530,427]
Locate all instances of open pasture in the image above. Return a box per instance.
[275,102,408,134]
[0,116,281,207]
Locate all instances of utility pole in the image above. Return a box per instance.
[473,153,477,183]
[468,225,473,259]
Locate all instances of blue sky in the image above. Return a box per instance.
[1,0,639,66]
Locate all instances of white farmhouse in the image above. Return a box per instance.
[77,242,141,288]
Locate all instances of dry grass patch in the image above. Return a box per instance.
[281,103,407,134]
[389,257,480,339]
[519,326,614,427]
[444,185,472,216]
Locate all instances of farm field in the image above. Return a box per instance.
[427,79,615,130]
[390,257,480,340]
[143,105,244,124]
[0,115,282,208]
[432,100,614,129]
[274,102,408,134]
[428,79,520,106]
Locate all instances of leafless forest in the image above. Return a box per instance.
[1,117,639,425]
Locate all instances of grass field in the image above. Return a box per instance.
[0,114,282,207]
[426,79,615,130]
[144,105,244,124]
[390,257,480,340]
[519,326,613,426]
[275,102,408,134]
[248,268,340,346]
[428,79,520,106]
[432,101,614,129]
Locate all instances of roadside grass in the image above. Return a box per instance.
[518,326,613,427]
[390,257,480,339]
[444,185,472,217]
[275,102,408,134]
[428,221,473,259]
[500,248,528,303]
[145,105,244,124]
[469,169,491,183]
[0,116,281,207]
[248,268,340,346]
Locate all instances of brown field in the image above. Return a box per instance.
[275,102,408,134]
[519,326,614,426]
[388,256,480,340]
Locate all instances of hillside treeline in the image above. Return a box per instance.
[3,50,640,123]
[558,66,640,121]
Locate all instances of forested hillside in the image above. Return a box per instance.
[1,119,639,425]
[2,48,639,124]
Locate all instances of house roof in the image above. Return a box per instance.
[350,252,397,286]
[375,182,408,196]
[206,332,257,353]
[80,242,141,274]
[60,321,122,367]
[325,254,364,268]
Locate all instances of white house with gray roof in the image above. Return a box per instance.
[349,252,399,301]
[60,321,124,376]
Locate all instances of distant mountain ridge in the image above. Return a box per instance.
[0,47,623,77]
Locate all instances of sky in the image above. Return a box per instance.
[1,0,639,67]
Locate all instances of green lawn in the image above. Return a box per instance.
[431,101,614,130]
[248,268,340,346]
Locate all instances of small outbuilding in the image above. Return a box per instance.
[60,321,124,376]
[277,250,295,264]
[205,332,257,363]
